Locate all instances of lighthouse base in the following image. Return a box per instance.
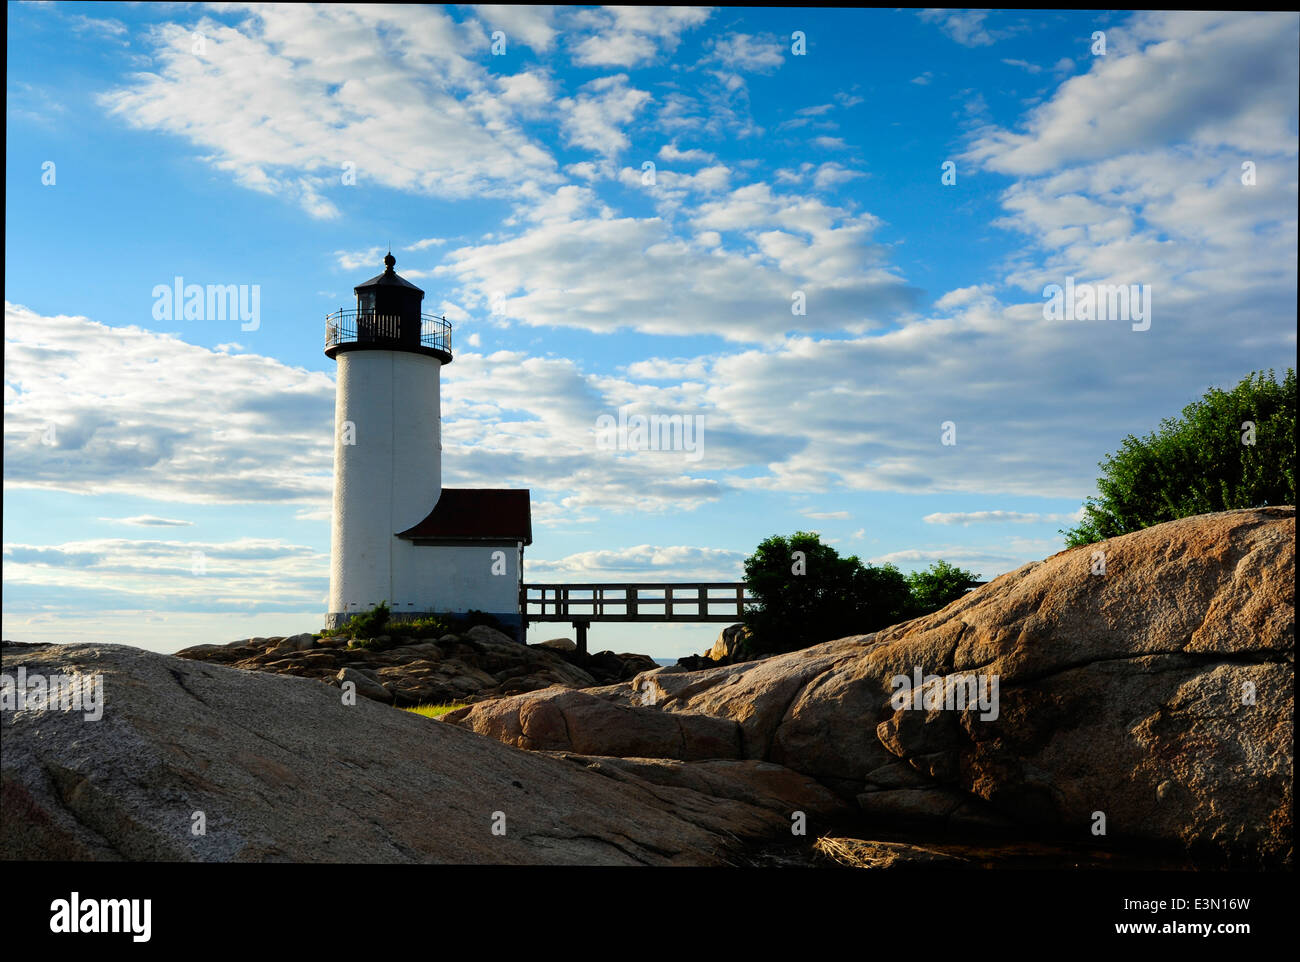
[324,610,523,643]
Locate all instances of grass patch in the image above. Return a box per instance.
[402,703,468,719]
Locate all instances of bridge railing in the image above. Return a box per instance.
[522,582,755,624]
[520,579,985,654]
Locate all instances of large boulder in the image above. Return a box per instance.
[708,623,751,662]
[445,508,1295,867]
[335,667,393,704]
[444,687,742,760]
[0,641,826,864]
[549,755,852,822]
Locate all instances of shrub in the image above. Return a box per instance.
[344,601,390,639]
[332,604,505,645]
[742,532,912,656]
[1062,368,1295,546]
[905,560,981,616]
[394,614,457,638]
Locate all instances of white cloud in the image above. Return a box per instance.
[99,515,195,527]
[625,358,710,381]
[565,161,600,181]
[513,183,606,224]
[868,544,1038,579]
[658,143,717,165]
[67,13,128,40]
[438,182,919,342]
[4,302,335,504]
[494,69,557,117]
[918,9,1000,47]
[922,510,1082,526]
[2,305,730,522]
[812,162,865,191]
[98,6,561,217]
[967,11,1299,175]
[471,4,559,53]
[526,544,745,581]
[3,536,328,614]
[708,33,784,73]
[567,6,711,68]
[558,74,652,158]
[617,163,733,212]
[335,247,387,271]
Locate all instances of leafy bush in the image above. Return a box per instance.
[330,603,505,645]
[393,614,458,638]
[346,601,390,638]
[1062,369,1295,546]
[742,534,983,656]
[742,532,912,656]
[905,560,981,616]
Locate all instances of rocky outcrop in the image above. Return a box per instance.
[443,687,743,760]
[447,508,1295,867]
[0,641,834,864]
[708,623,751,663]
[176,624,656,707]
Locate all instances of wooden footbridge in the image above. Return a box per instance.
[520,583,755,654]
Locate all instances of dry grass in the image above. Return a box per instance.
[401,703,468,719]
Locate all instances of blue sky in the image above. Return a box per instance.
[5,5,1297,657]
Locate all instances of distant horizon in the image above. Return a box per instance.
[0,624,722,664]
[5,6,1296,658]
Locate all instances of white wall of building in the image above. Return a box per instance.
[390,541,522,619]
[328,350,442,617]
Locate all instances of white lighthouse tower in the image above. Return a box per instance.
[324,253,531,635]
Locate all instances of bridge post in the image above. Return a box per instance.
[574,619,589,656]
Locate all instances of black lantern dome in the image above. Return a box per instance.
[324,252,452,363]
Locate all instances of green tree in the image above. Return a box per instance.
[742,531,911,656]
[905,560,981,616]
[1063,369,1295,547]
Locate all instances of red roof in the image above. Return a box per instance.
[397,488,532,545]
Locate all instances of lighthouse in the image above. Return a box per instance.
[324,253,531,635]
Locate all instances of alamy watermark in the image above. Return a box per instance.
[1042,277,1151,331]
[595,406,705,462]
[1,667,103,721]
[50,893,150,942]
[152,277,260,331]
[889,667,1000,721]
